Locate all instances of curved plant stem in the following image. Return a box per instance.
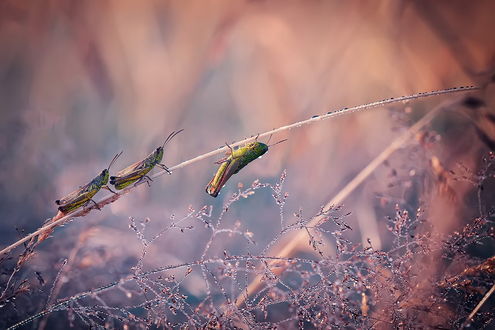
[461,283,495,328]
[0,86,478,257]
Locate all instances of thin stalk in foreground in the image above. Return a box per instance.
[7,255,316,330]
[461,283,495,328]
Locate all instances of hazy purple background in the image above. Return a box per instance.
[0,1,493,318]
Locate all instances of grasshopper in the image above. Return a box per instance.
[110,129,183,190]
[55,151,122,213]
[206,136,286,197]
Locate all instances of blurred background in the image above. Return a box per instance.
[0,0,494,327]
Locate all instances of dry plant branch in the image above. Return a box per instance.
[439,255,495,288]
[0,86,478,257]
[6,255,319,330]
[235,96,466,307]
[462,283,495,328]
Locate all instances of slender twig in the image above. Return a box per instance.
[7,255,319,330]
[38,229,90,329]
[0,86,478,257]
[461,283,495,328]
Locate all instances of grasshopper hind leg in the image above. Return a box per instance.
[135,175,153,187]
[103,185,118,195]
[143,175,153,187]
[84,199,101,211]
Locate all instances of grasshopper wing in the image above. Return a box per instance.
[57,192,93,213]
[55,182,91,205]
[112,159,147,177]
[57,185,99,213]
[110,167,151,189]
[206,158,244,197]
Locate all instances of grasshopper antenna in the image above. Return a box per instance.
[108,151,123,170]
[225,142,234,154]
[268,138,288,148]
[162,129,184,148]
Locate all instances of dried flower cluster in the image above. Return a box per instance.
[2,148,494,328]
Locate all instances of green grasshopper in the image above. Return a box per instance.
[110,129,183,190]
[55,151,122,213]
[206,136,286,197]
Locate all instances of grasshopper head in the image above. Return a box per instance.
[250,142,269,156]
[154,146,164,164]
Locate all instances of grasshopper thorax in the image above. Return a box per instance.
[248,141,269,155]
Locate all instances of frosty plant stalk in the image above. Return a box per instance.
[0,85,479,257]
